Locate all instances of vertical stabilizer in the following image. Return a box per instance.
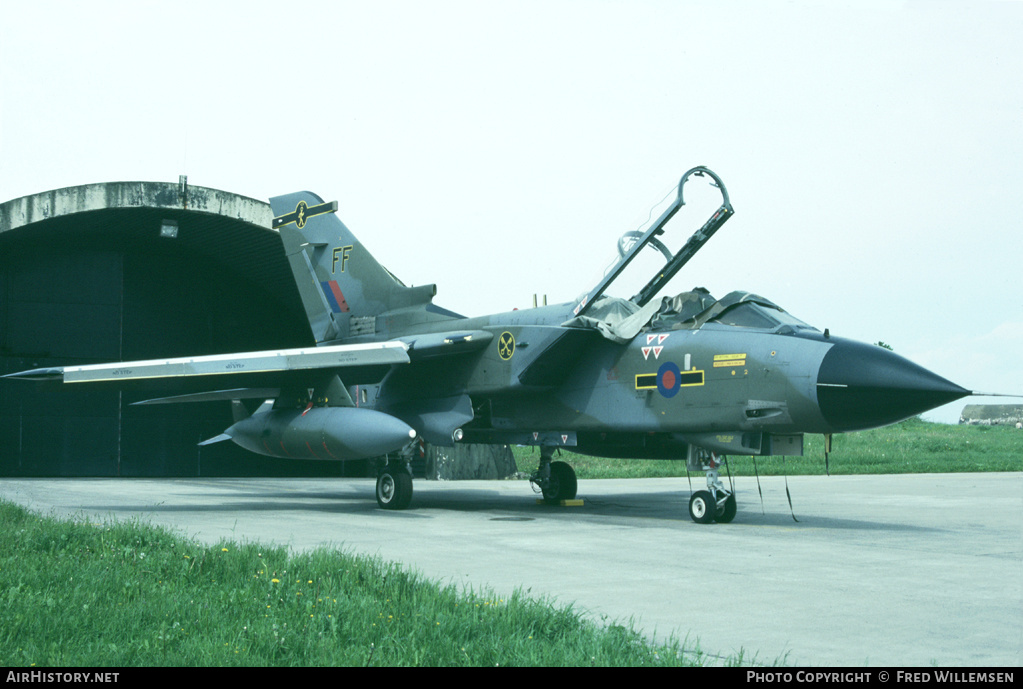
[271,192,441,343]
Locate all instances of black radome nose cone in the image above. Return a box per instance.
[817,339,969,432]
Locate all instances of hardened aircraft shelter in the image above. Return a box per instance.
[0,179,318,476]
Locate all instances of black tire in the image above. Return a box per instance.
[688,490,716,524]
[376,468,413,510]
[543,461,578,502]
[714,494,737,523]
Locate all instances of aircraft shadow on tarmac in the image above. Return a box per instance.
[78,481,944,535]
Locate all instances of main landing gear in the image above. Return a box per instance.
[687,450,736,524]
[376,456,413,510]
[530,446,578,502]
[376,444,580,510]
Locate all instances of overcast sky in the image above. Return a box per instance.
[1,0,1020,423]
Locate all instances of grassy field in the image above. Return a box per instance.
[0,501,708,667]
[511,418,1023,479]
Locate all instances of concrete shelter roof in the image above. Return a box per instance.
[0,179,271,232]
[0,179,305,329]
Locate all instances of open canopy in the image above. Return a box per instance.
[570,166,733,321]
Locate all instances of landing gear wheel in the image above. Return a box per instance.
[543,461,578,502]
[376,467,413,510]
[714,493,737,524]
[687,449,738,524]
[688,490,716,524]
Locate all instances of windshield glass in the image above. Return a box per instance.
[708,301,814,330]
[709,302,780,329]
[648,290,817,332]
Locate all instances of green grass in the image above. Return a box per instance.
[511,419,1023,479]
[0,501,709,667]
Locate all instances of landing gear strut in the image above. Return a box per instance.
[530,446,578,502]
[687,449,736,524]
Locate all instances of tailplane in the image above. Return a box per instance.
[271,192,456,343]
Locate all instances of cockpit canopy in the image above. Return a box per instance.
[564,288,817,344]
[563,167,816,343]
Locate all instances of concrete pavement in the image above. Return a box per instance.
[1,473,1019,666]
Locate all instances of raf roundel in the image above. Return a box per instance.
[657,361,682,398]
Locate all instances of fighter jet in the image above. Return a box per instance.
[6,167,974,523]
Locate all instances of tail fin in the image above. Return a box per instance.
[270,192,450,343]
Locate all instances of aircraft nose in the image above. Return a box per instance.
[815,339,969,432]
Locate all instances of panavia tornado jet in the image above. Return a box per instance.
[7,167,975,523]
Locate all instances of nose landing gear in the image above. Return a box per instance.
[687,449,736,524]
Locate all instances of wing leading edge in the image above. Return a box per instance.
[3,341,410,384]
